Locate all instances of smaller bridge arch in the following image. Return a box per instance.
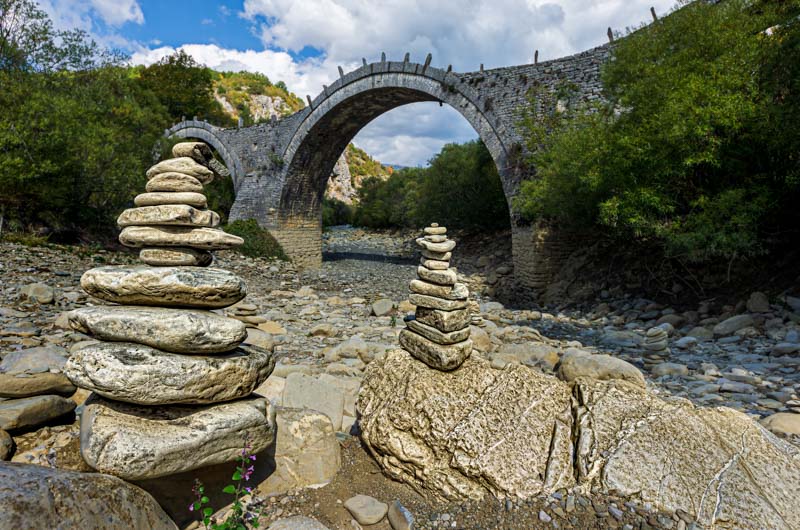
[164,120,246,190]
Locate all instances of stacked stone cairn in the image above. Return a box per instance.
[63,142,276,481]
[642,325,670,369]
[400,224,473,371]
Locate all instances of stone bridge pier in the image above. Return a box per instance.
[164,45,610,291]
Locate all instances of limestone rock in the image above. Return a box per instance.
[399,329,472,370]
[344,495,388,525]
[80,266,246,308]
[18,283,54,304]
[139,247,212,267]
[409,279,467,300]
[0,346,76,398]
[268,516,330,530]
[68,306,247,354]
[282,373,344,430]
[421,249,451,261]
[145,172,203,193]
[371,298,394,317]
[117,205,220,228]
[0,430,11,460]
[420,257,449,270]
[406,319,470,345]
[0,462,177,529]
[358,350,574,501]
[415,307,471,332]
[417,266,456,286]
[81,395,276,480]
[257,407,341,495]
[424,225,447,235]
[760,412,800,436]
[119,226,243,250]
[713,314,755,336]
[415,238,455,253]
[145,157,213,183]
[408,294,467,311]
[746,291,770,313]
[133,192,207,208]
[387,500,415,530]
[0,395,76,431]
[65,342,274,405]
[171,142,214,167]
[576,378,800,529]
[557,349,646,388]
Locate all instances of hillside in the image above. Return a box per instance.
[326,144,392,204]
[212,71,304,125]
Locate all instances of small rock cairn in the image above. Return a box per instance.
[400,223,473,371]
[63,142,276,481]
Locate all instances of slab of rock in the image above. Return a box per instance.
[387,500,415,530]
[0,395,76,432]
[417,266,456,286]
[0,462,177,529]
[139,247,212,267]
[81,395,275,480]
[421,249,451,261]
[760,412,800,436]
[282,373,344,430]
[257,407,341,495]
[172,142,214,166]
[359,350,574,501]
[0,346,76,398]
[145,172,203,193]
[399,329,472,370]
[68,306,247,354]
[409,279,467,300]
[406,319,470,345]
[268,516,330,530]
[556,350,645,388]
[650,362,689,377]
[145,157,214,183]
[344,494,388,525]
[81,266,246,308]
[133,192,208,208]
[120,226,243,250]
[65,342,274,405]
[371,298,394,317]
[415,238,455,253]
[0,430,11,460]
[117,205,220,228]
[575,378,800,529]
[408,294,467,312]
[415,307,471,332]
[18,283,54,304]
[713,314,755,336]
[419,257,449,270]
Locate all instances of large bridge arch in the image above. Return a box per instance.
[271,60,524,268]
[164,121,246,191]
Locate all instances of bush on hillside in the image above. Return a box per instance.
[322,198,354,227]
[223,219,287,260]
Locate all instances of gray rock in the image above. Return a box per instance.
[171,142,214,167]
[80,266,246,308]
[282,373,344,430]
[268,516,330,530]
[344,494,388,525]
[119,226,243,250]
[133,192,208,208]
[0,346,76,398]
[557,350,646,388]
[415,307,471,332]
[117,205,220,228]
[399,329,472,371]
[257,407,341,495]
[0,462,177,529]
[713,314,755,336]
[387,500,415,530]
[747,291,770,313]
[18,283,54,304]
[674,336,698,349]
[771,342,800,355]
[139,247,212,267]
[0,395,75,431]
[145,172,203,193]
[65,342,274,405]
[0,430,11,460]
[371,298,394,317]
[81,395,275,480]
[419,257,449,270]
[760,412,800,436]
[417,266,456,286]
[68,306,247,354]
[408,294,468,312]
[409,279,467,300]
[650,362,689,377]
[145,156,214,183]
[245,328,275,351]
[406,319,470,345]
[415,237,455,253]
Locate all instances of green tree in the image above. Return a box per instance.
[515,0,800,262]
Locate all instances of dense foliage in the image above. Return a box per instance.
[352,140,509,230]
[346,143,391,182]
[223,219,287,260]
[214,71,304,126]
[322,197,355,227]
[515,0,800,262]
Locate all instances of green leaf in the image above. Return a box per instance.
[222,485,236,494]
[232,471,242,481]
[203,507,214,517]
[201,496,209,504]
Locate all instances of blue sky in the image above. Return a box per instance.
[39,0,676,166]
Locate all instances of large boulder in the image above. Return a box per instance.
[0,462,176,529]
[575,378,800,529]
[81,394,276,480]
[557,349,646,388]
[358,350,575,501]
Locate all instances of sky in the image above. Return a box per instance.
[38,0,677,166]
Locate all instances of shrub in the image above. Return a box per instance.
[223,219,287,260]
[322,197,354,227]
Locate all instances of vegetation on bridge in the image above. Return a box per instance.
[515,0,800,263]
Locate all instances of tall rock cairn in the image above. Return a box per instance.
[400,223,473,371]
[63,142,276,481]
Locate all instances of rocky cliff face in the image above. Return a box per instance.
[325,156,357,204]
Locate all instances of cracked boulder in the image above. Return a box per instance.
[575,378,800,529]
[357,349,575,501]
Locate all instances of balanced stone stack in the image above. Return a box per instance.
[399,224,473,371]
[63,142,276,481]
[642,325,670,370]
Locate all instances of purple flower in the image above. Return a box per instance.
[189,503,194,512]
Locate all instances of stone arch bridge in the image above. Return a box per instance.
[164,45,610,289]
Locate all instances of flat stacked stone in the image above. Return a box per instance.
[64,142,276,480]
[400,224,472,371]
